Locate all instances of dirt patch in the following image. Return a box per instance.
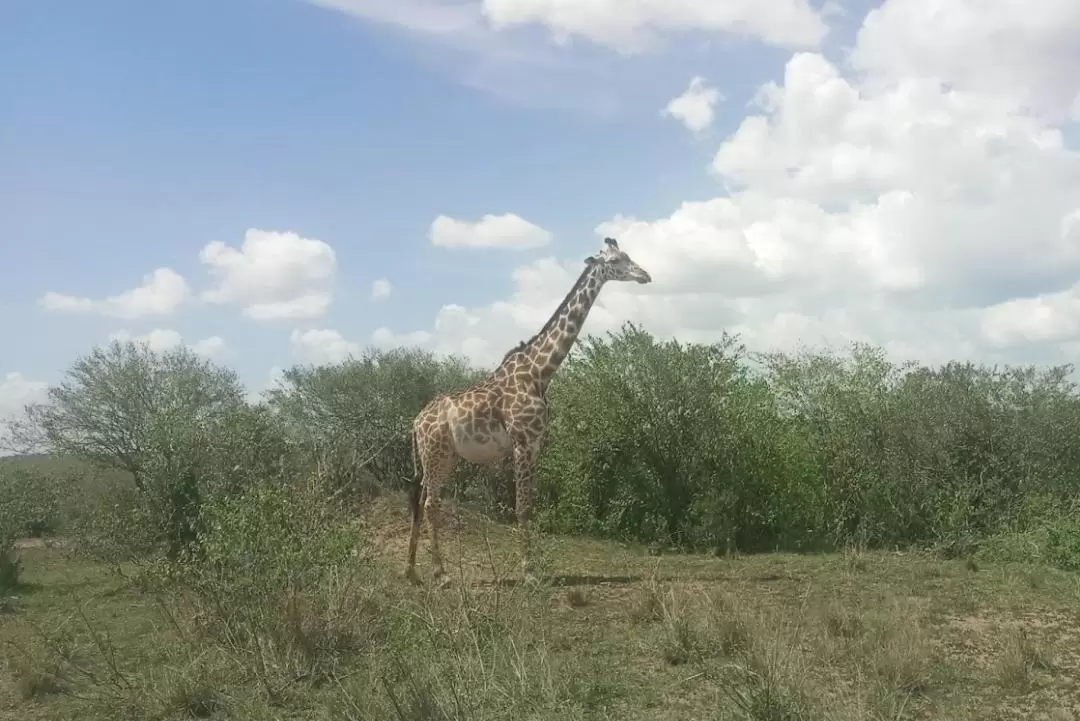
[12,538,66,550]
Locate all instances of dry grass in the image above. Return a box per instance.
[3,494,1080,721]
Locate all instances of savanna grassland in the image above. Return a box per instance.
[3,325,1080,719]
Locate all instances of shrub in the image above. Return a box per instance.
[19,325,1080,561]
[267,347,512,515]
[538,325,1080,554]
[539,324,825,552]
[0,464,65,539]
[0,536,20,592]
[158,471,369,698]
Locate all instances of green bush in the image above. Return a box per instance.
[977,506,1080,572]
[535,324,1080,554]
[21,325,1080,562]
[539,324,825,552]
[267,346,512,515]
[160,472,368,696]
[0,536,20,592]
[0,465,64,539]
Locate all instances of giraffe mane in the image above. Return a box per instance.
[496,261,596,369]
[500,340,527,363]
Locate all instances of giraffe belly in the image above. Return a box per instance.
[453,425,513,465]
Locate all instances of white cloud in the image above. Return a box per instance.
[980,283,1080,348]
[109,328,183,352]
[851,0,1080,123]
[306,0,481,37]
[191,336,228,359]
[306,0,828,54]
[430,213,553,250]
[108,329,228,358]
[290,328,362,365]
[481,0,828,52]
[200,229,336,321]
[0,372,50,453]
[41,268,189,319]
[371,278,393,301]
[371,327,434,350]
[0,372,49,420]
[705,52,1080,304]
[664,76,722,134]
[373,4,1080,372]
[245,365,287,405]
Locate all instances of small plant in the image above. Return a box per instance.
[0,536,21,592]
[820,602,864,640]
[862,606,939,697]
[715,615,817,721]
[163,668,223,719]
[997,628,1053,693]
[8,655,66,700]
[565,588,588,608]
[629,583,664,624]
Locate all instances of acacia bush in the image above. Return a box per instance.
[7,327,1080,568]
[538,325,824,552]
[539,326,1080,557]
[0,464,65,539]
[18,341,305,563]
[267,346,515,517]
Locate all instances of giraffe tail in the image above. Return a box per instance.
[408,425,423,525]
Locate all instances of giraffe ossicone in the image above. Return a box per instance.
[404,236,652,585]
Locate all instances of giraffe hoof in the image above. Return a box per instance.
[434,573,452,590]
[404,568,421,586]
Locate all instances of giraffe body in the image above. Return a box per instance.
[405,237,651,585]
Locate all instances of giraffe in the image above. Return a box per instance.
[404,236,652,585]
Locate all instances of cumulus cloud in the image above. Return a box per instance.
[372,3,1080,371]
[371,327,435,350]
[108,329,228,358]
[40,268,189,319]
[191,336,228,358]
[371,278,393,301]
[851,0,1080,123]
[290,328,362,365]
[0,372,48,420]
[981,284,1080,348]
[664,76,722,134]
[430,213,553,250]
[0,372,50,453]
[200,229,337,321]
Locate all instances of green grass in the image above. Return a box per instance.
[3,495,1080,721]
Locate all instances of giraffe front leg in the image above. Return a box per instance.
[512,440,542,585]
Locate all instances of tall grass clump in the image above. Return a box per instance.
[157,470,371,702]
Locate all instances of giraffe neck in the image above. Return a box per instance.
[520,263,606,386]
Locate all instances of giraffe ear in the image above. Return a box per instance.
[604,237,619,250]
[585,255,598,265]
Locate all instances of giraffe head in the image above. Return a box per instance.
[586,237,652,284]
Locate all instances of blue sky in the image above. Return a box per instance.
[0,0,815,384]
[3,0,1080,411]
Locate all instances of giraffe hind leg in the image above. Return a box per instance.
[409,450,454,587]
[405,484,427,584]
